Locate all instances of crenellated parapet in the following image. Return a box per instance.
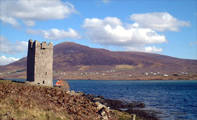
[28,39,33,49]
[28,39,53,49]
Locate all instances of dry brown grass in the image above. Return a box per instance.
[115,65,135,70]
[78,65,90,71]
[0,80,70,120]
[0,80,119,120]
[0,99,69,120]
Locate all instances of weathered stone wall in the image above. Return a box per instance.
[27,40,35,82]
[27,40,53,87]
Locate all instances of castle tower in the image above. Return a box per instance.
[27,40,53,87]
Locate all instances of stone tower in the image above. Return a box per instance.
[27,40,53,87]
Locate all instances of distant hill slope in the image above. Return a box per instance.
[0,42,197,79]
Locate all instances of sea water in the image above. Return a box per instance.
[67,80,197,120]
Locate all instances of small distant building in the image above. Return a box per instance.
[163,74,168,77]
[144,72,149,76]
[129,74,132,77]
[26,40,53,87]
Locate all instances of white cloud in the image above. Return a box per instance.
[0,16,19,26]
[23,20,35,27]
[144,46,163,53]
[27,28,80,40]
[0,0,76,26]
[0,56,19,65]
[83,17,166,53]
[126,46,163,53]
[0,36,28,54]
[130,12,190,31]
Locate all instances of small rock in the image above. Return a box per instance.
[95,102,105,110]
[93,97,101,102]
[95,102,110,120]
[99,108,108,120]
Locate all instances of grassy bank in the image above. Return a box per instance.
[0,80,132,120]
[0,80,158,120]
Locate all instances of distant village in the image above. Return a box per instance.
[55,70,189,77]
[0,69,191,80]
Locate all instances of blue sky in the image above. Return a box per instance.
[0,0,197,65]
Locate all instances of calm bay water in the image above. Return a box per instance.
[67,80,197,120]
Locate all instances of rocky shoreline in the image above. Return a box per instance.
[0,80,159,120]
[84,94,159,120]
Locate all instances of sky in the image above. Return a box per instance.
[0,0,197,65]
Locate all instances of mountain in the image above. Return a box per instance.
[0,42,197,80]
